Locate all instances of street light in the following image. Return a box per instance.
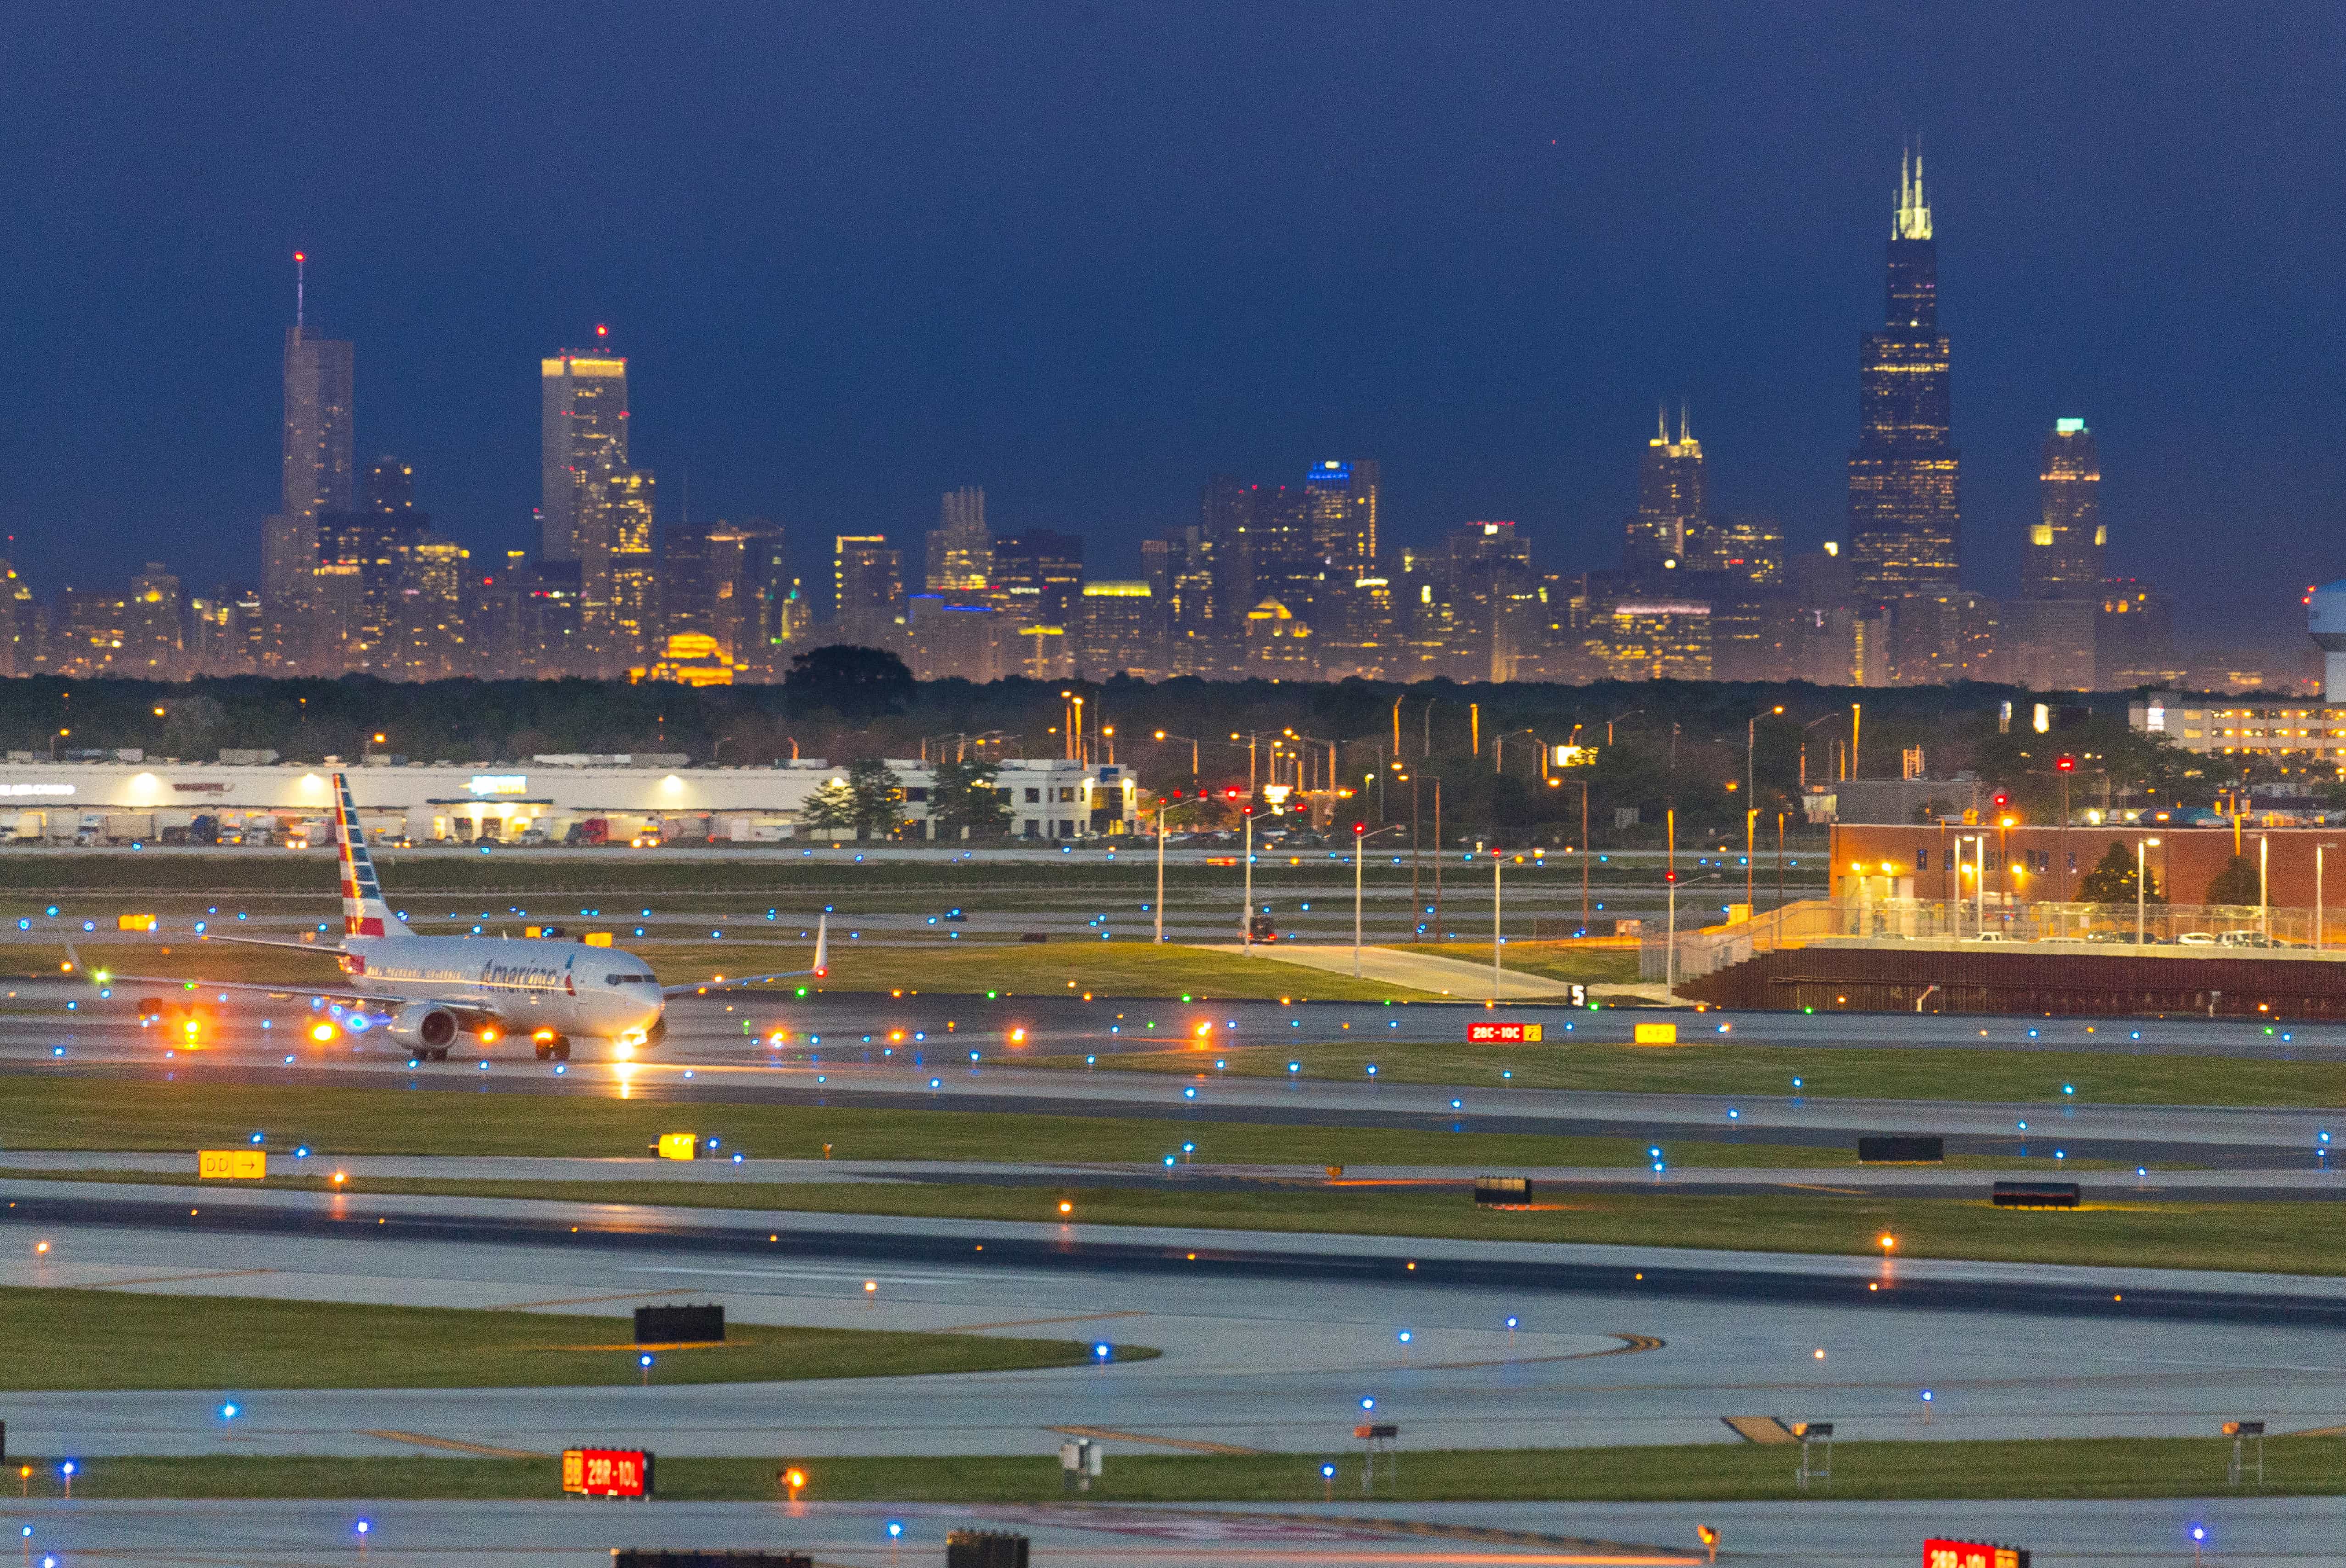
[1154,730,1202,779]
[1154,793,1217,944]
[1352,823,1402,976]
[2137,837,2161,946]
[1746,707,1783,910]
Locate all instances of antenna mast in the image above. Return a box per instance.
[293,251,307,335]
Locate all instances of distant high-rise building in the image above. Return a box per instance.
[833,535,903,649]
[1848,148,1961,598]
[705,519,788,675]
[123,564,183,679]
[992,530,1085,629]
[2025,419,2104,598]
[366,455,415,515]
[539,348,630,563]
[1072,581,1162,680]
[1713,515,1784,586]
[1626,408,1709,578]
[926,486,993,591]
[1304,460,1379,568]
[2098,578,2182,688]
[1206,476,1317,635]
[262,314,354,646]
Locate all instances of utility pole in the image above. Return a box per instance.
[1491,842,1504,1000]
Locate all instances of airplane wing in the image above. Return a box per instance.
[196,933,350,954]
[662,915,827,999]
[66,942,444,1016]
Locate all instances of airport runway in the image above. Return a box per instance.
[6,1179,2346,1462]
[2,1495,2339,1567]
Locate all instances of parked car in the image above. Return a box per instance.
[2175,932,2218,946]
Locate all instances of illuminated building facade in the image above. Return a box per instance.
[1586,600,1711,681]
[2025,418,2103,598]
[262,322,354,662]
[1626,408,1708,578]
[1848,149,1961,597]
[1304,459,1379,568]
[539,351,630,563]
[926,486,993,591]
[833,535,903,649]
[1072,580,1162,679]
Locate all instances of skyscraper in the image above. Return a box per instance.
[833,535,903,649]
[262,301,354,644]
[540,346,631,563]
[2025,418,2104,597]
[1847,148,1961,598]
[1626,407,1709,578]
[926,486,993,591]
[1304,460,1378,568]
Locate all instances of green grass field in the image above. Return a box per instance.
[12,1434,2340,1501]
[1064,1038,2346,1107]
[54,937,1440,1001]
[0,1077,2085,1168]
[0,1285,1147,1391]
[0,1070,2111,1169]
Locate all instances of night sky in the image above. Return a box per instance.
[1,3,2338,647]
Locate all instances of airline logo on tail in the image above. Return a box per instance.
[333,774,408,939]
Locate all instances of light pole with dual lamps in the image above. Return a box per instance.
[1352,823,1402,976]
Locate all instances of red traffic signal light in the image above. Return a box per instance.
[1664,870,1678,883]
[1992,792,2010,809]
[2056,755,2075,773]
[1352,822,1366,836]
[1223,787,1242,799]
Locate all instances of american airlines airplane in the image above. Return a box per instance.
[88,771,826,1062]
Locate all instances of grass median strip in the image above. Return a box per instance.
[0,1285,1151,1391]
[0,1077,2077,1167]
[11,1435,2344,1501]
[23,1174,2337,1274]
[51,938,1437,1001]
[1070,1038,2346,1108]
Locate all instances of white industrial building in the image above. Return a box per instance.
[0,755,1134,847]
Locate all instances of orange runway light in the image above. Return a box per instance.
[1058,1200,1072,1216]
[310,1022,336,1043]
[1879,1234,1897,1252]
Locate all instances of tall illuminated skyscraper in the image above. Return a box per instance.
[2025,418,2103,597]
[1304,460,1378,568]
[1626,407,1708,578]
[926,486,993,591]
[262,273,354,642]
[1847,147,1960,598]
[540,343,630,563]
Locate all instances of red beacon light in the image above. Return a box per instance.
[2056,755,2075,773]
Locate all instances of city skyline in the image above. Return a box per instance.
[0,4,2336,652]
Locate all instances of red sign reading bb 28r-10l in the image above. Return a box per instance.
[1925,1541,2028,1568]
[1467,1022,1543,1043]
[562,1446,653,1498]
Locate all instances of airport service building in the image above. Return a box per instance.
[0,755,1134,846]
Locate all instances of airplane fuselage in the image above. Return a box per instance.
[339,934,665,1045]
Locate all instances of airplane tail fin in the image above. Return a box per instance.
[331,772,409,938]
[811,914,828,978]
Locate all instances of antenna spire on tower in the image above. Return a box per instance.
[1678,400,1690,445]
[292,251,307,335]
[1895,140,1932,240]
[1655,402,1668,442]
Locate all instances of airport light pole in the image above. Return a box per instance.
[1240,808,1256,949]
[1154,796,1213,944]
[2138,837,2161,946]
[1352,824,1401,977]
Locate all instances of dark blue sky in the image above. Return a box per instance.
[1,2,2338,647]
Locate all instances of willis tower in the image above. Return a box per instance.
[1847,147,1960,598]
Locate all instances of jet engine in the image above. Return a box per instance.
[387,1003,461,1053]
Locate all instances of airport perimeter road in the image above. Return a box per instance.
[3,1495,2339,1567]
[6,1182,2346,1461]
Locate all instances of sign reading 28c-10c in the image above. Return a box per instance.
[1925,1540,2028,1568]
[1467,1022,1543,1043]
[562,1447,653,1499]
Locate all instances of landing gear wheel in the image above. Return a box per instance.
[429,1047,450,1062]
[553,1038,571,1061]
[535,1042,552,1061]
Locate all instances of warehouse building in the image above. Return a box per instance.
[0,755,1132,847]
